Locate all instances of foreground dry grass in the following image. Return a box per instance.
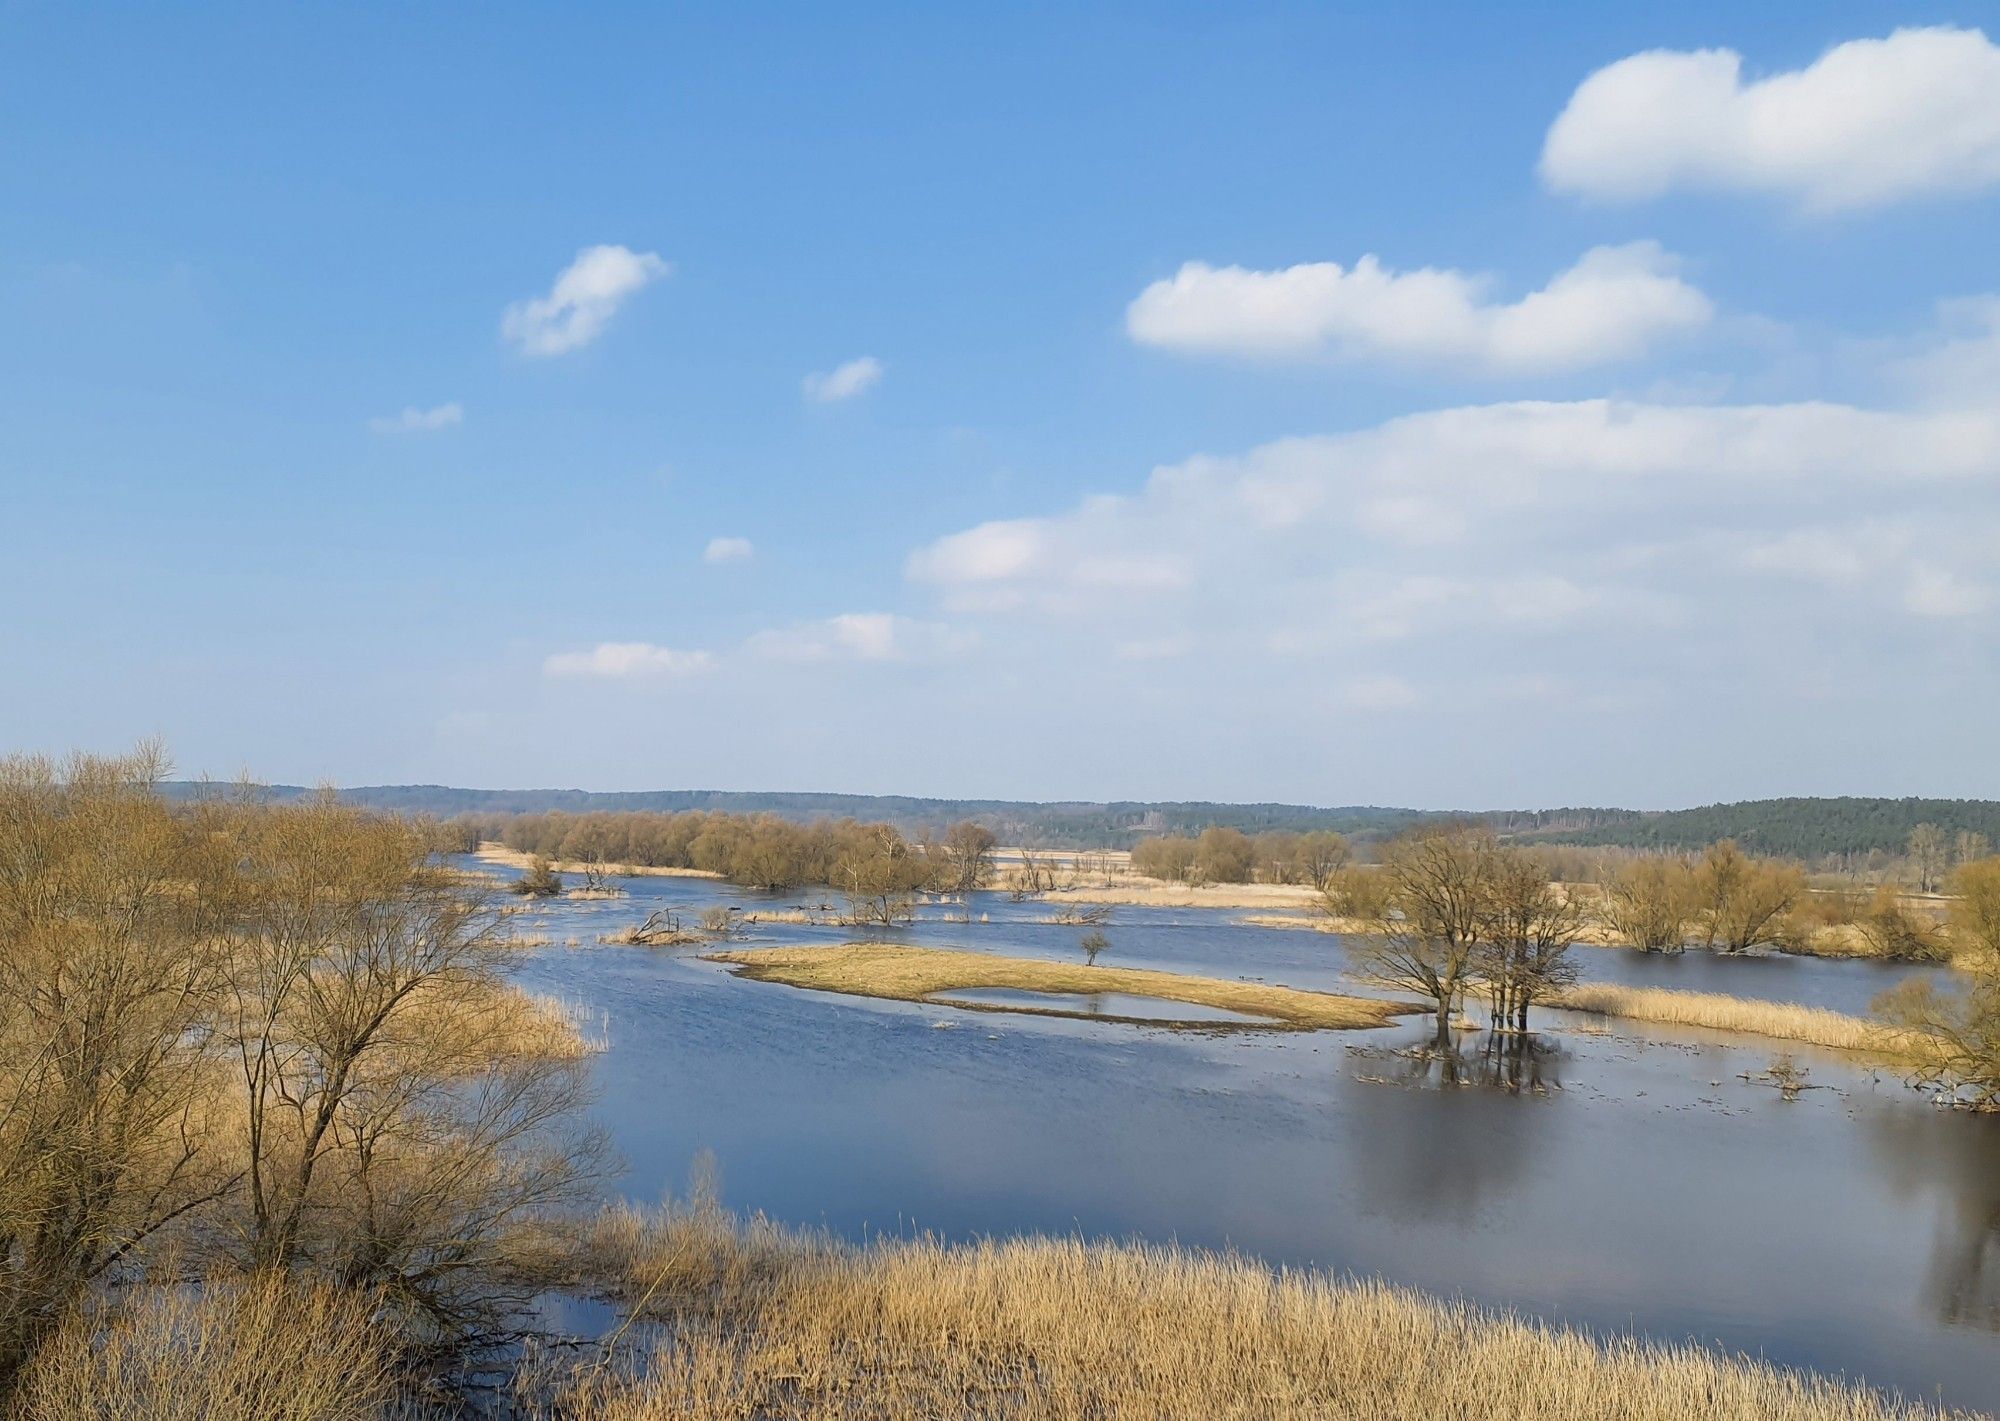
[547,1203,1977,1421]
[705,943,1409,1030]
[1552,983,1916,1056]
[14,1210,1985,1419]
[11,1275,395,1421]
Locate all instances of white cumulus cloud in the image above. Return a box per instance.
[803,356,884,402]
[368,402,462,434]
[503,245,670,356]
[703,536,754,565]
[1126,242,1711,373]
[543,642,714,678]
[1541,26,2000,211]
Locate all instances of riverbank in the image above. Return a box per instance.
[705,943,1410,1030]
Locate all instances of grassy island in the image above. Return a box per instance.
[706,943,1411,1030]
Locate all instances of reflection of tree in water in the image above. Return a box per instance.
[1389,1032,1566,1095]
[1337,1028,1563,1224]
[1865,1108,2000,1332]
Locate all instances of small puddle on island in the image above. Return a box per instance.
[928,987,1275,1025]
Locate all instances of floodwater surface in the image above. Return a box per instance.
[476,861,2000,1414]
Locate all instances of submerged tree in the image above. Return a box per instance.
[837,825,934,928]
[1475,855,1585,1033]
[1079,929,1109,967]
[511,854,562,897]
[1349,826,1496,1045]
[937,821,997,895]
[1599,856,1694,953]
[1692,841,1803,953]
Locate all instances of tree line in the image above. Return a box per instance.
[1129,828,1352,888]
[458,809,1003,924]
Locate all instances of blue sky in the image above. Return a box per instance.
[4,4,1999,807]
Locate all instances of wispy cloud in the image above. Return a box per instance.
[703,536,754,565]
[745,612,970,665]
[543,642,715,678]
[803,356,884,402]
[368,402,462,434]
[503,245,670,356]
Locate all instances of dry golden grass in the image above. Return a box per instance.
[705,943,1409,1030]
[1552,984,1918,1057]
[9,1274,396,1421]
[1045,879,1325,910]
[547,1202,1974,1421]
[474,843,721,880]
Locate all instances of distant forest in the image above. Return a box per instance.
[161,783,2000,860]
[1510,798,2000,859]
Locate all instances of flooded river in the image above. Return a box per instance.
[478,862,2000,1413]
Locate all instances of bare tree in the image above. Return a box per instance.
[1292,831,1351,893]
[837,826,932,927]
[1475,853,1585,1033]
[1908,823,1951,895]
[1349,826,1497,1045]
[0,748,240,1382]
[221,797,603,1341]
[1692,841,1802,953]
[1600,856,1694,953]
[937,821,997,896]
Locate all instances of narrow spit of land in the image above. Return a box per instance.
[1551,984,1921,1058]
[705,943,1413,1030]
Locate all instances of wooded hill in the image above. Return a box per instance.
[163,783,2000,860]
[1504,797,2000,859]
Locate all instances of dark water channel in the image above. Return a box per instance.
[474,861,2000,1414]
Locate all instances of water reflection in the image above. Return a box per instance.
[1866,1109,2000,1332]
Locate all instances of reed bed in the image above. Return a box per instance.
[705,943,1408,1030]
[10,1274,396,1421]
[1552,984,1915,1056]
[547,1201,1975,1421]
